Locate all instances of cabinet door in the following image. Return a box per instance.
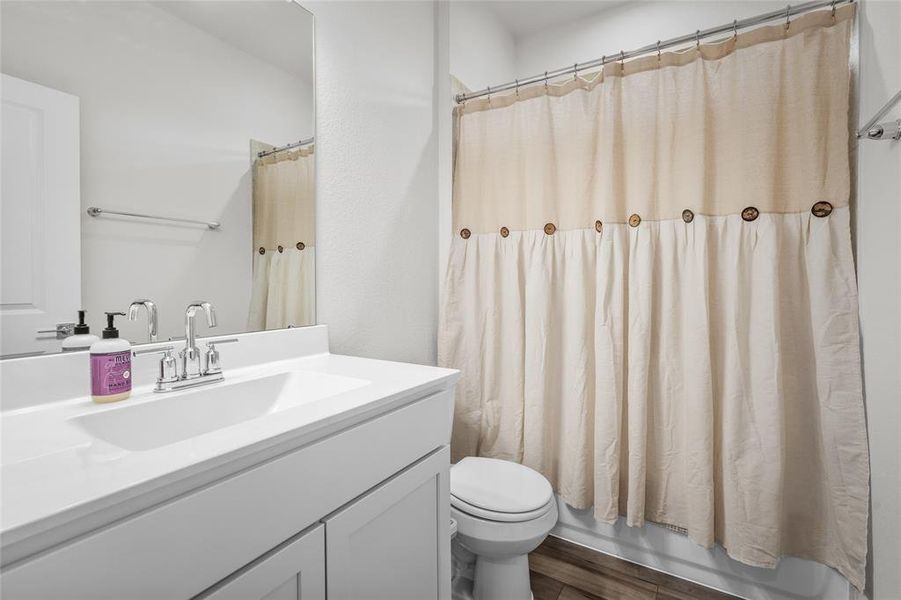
[196,524,324,600]
[325,446,451,600]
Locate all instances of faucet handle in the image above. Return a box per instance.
[133,345,175,356]
[157,350,179,383]
[204,344,221,375]
[133,346,179,383]
[203,338,237,375]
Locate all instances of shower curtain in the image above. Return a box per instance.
[248,145,316,330]
[439,5,869,589]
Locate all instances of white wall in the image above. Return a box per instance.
[308,0,439,365]
[437,1,453,331]
[0,1,313,343]
[856,2,901,599]
[449,2,517,92]
[514,0,784,78]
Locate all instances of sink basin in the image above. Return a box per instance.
[71,370,369,451]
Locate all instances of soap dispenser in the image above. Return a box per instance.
[89,312,132,403]
[61,310,100,352]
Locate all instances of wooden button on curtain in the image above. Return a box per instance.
[629,214,641,227]
[296,242,305,251]
[741,207,760,221]
[500,227,510,238]
[682,209,694,223]
[258,247,266,255]
[544,223,557,235]
[460,228,471,239]
[811,201,833,217]
[277,245,284,253]
[595,220,603,232]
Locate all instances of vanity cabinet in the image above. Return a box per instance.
[198,448,450,600]
[1,387,454,600]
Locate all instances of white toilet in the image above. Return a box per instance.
[450,457,558,600]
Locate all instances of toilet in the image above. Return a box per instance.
[450,457,558,600]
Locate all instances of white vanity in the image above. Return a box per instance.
[0,326,459,599]
[0,3,460,598]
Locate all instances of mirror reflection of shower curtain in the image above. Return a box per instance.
[248,146,315,330]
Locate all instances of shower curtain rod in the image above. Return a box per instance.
[257,136,315,158]
[455,0,853,104]
[858,89,901,139]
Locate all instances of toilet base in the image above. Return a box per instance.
[451,497,558,600]
[473,553,532,600]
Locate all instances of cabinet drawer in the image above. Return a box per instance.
[1,389,451,599]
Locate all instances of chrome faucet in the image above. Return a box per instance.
[133,300,236,393]
[128,299,158,342]
[135,336,238,393]
[182,301,216,379]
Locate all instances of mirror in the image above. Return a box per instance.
[0,1,316,358]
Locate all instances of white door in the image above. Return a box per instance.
[325,447,452,600]
[1,73,81,357]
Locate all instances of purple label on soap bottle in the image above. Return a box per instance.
[91,352,132,397]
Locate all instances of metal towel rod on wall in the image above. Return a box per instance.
[86,207,221,230]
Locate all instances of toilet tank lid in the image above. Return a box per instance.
[450,457,553,514]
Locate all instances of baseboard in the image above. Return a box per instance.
[551,497,853,600]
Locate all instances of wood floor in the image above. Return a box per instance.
[529,536,739,600]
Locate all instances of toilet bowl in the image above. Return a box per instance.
[450,457,558,600]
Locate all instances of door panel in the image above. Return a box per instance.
[196,524,324,600]
[325,447,451,600]
[1,73,80,357]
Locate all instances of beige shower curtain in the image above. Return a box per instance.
[248,146,316,330]
[439,5,869,590]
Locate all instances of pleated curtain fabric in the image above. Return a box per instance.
[247,147,316,330]
[438,5,869,589]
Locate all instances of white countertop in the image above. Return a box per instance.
[1,337,458,560]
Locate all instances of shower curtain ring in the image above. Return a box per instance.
[732,19,738,40]
[544,71,549,90]
[785,4,791,30]
[486,86,491,102]
[515,79,520,97]
[573,63,578,80]
[656,40,661,61]
[619,51,625,74]
[696,30,701,50]
[831,0,836,20]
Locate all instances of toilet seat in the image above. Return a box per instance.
[450,457,554,523]
[451,493,555,523]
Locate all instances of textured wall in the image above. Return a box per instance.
[514,1,785,77]
[857,1,901,598]
[448,2,517,92]
[309,1,438,365]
